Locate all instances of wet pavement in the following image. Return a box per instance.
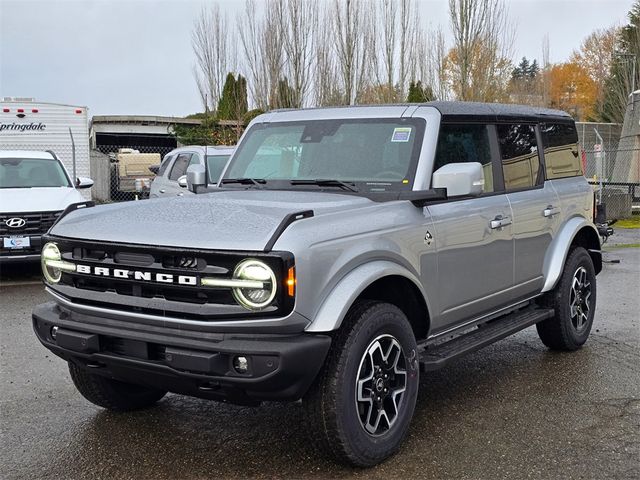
[1,234,639,479]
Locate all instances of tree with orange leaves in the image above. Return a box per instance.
[548,62,597,120]
[570,26,619,115]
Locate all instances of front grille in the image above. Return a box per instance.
[0,211,62,236]
[48,236,294,321]
[73,276,234,305]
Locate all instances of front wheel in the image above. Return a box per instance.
[303,301,419,467]
[536,247,597,351]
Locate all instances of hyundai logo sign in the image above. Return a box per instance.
[5,217,26,228]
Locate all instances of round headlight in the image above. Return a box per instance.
[232,259,277,310]
[41,242,62,284]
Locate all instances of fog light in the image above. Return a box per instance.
[51,326,58,339]
[233,356,249,374]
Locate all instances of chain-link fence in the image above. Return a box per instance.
[582,144,639,221]
[90,144,175,202]
[89,121,244,203]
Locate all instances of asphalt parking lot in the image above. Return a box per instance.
[1,233,639,480]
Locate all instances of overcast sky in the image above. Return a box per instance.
[0,0,633,117]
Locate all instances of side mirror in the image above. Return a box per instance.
[177,175,188,188]
[76,177,94,189]
[186,164,207,193]
[431,162,484,197]
[149,164,160,175]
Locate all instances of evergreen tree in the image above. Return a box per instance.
[512,57,531,80]
[217,73,248,120]
[235,75,248,117]
[597,0,640,122]
[406,81,434,102]
[276,78,296,109]
[529,59,539,79]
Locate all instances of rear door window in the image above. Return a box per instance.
[541,123,582,179]
[168,153,193,181]
[434,124,494,193]
[497,124,541,190]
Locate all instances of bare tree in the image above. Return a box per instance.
[445,0,514,101]
[397,0,418,100]
[415,26,450,101]
[278,0,319,107]
[313,7,343,106]
[263,1,285,108]
[541,33,550,106]
[331,0,373,105]
[369,0,420,103]
[237,0,270,110]
[374,0,396,98]
[192,4,234,112]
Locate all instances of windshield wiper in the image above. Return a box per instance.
[220,178,267,187]
[290,179,358,192]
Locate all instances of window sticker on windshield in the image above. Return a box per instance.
[391,127,411,142]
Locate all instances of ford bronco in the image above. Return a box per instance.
[33,102,601,466]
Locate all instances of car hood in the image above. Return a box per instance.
[50,189,373,251]
[0,187,84,214]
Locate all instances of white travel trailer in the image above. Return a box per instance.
[0,98,91,199]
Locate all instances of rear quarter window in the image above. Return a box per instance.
[541,123,582,179]
[158,155,174,177]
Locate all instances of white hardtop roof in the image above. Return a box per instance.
[0,150,56,159]
[170,145,235,154]
[0,99,87,109]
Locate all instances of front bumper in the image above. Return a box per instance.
[33,302,331,404]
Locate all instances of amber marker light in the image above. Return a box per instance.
[286,266,296,297]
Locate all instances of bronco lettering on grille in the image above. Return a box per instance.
[75,264,197,285]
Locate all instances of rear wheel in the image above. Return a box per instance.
[536,247,597,351]
[69,363,167,411]
[303,301,419,467]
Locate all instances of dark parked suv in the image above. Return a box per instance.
[33,102,601,466]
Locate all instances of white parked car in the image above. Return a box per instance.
[149,145,234,198]
[0,150,93,262]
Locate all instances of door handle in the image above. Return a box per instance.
[490,215,512,229]
[159,189,166,193]
[543,205,560,217]
[177,192,184,196]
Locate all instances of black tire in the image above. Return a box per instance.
[303,301,419,467]
[536,247,597,351]
[69,363,167,412]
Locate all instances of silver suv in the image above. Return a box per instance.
[149,145,233,198]
[33,103,601,466]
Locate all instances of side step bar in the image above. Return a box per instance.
[420,307,554,372]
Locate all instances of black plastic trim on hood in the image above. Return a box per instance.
[264,210,314,252]
[50,201,95,229]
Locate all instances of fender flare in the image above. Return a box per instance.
[541,217,600,293]
[304,260,428,333]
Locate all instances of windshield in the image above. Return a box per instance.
[206,154,231,183]
[0,157,71,188]
[224,118,424,192]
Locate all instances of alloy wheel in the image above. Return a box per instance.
[355,334,407,436]
[570,266,592,332]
